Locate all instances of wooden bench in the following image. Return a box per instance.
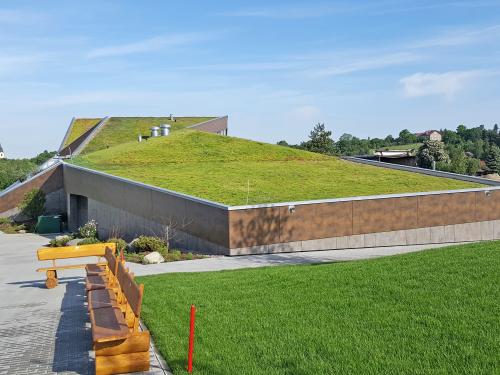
[37,243,117,289]
[88,261,150,375]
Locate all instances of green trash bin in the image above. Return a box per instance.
[36,215,62,234]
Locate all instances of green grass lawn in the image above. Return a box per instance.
[81,116,215,154]
[137,241,500,374]
[70,130,481,205]
[63,118,102,147]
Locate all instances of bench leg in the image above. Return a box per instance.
[94,331,150,375]
[45,270,58,289]
[95,351,150,375]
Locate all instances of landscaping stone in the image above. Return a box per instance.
[67,238,80,246]
[143,251,165,264]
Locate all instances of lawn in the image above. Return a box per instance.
[137,241,500,374]
[70,130,482,205]
[63,118,102,147]
[81,116,215,154]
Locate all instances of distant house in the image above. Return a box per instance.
[415,130,442,142]
[0,143,4,159]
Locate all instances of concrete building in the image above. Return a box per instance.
[1,116,500,255]
[416,130,442,142]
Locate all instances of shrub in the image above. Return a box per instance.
[77,237,101,246]
[78,219,98,238]
[49,235,72,247]
[108,237,127,254]
[133,235,167,254]
[19,188,45,219]
[0,217,13,225]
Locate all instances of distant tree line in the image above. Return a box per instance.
[278,123,500,176]
[0,150,56,190]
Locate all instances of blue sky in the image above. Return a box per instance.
[1,0,500,158]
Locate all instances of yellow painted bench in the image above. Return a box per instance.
[37,243,117,288]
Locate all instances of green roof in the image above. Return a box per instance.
[70,130,482,206]
[80,116,215,154]
[63,118,102,148]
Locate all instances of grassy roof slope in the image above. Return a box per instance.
[63,118,102,147]
[70,130,482,205]
[82,116,215,154]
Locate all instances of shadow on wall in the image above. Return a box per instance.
[230,207,292,250]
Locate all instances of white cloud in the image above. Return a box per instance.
[310,52,420,77]
[0,9,45,24]
[411,24,500,48]
[216,3,359,19]
[87,32,216,58]
[400,70,483,99]
[0,54,47,74]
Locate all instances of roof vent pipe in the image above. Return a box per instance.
[150,126,159,137]
[160,124,171,136]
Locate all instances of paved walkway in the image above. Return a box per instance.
[128,242,462,276]
[0,232,167,375]
[0,231,467,374]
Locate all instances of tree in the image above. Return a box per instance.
[30,150,57,165]
[465,157,481,176]
[417,140,450,169]
[276,140,290,147]
[485,145,500,173]
[397,129,417,145]
[301,123,336,155]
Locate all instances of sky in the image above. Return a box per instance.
[1,0,500,158]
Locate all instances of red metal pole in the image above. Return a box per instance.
[187,305,196,373]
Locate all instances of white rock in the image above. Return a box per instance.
[67,238,80,246]
[142,251,165,265]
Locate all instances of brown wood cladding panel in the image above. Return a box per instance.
[0,165,63,213]
[352,197,418,234]
[417,192,476,227]
[229,207,280,248]
[279,202,352,242]
[475,190,500,221]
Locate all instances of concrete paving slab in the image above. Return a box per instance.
[127,242,470,277]
[0,232,168,375]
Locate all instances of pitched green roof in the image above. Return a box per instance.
[70,130,482,206]
[80,116,215,154]
[63,118,102,148]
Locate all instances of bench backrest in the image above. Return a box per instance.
[104,247,118,275]
[117,261,144,318]
[37,242,116,261]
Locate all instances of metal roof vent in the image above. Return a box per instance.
[150,126,160,137]
[160,124,171,136]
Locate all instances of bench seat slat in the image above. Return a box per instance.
[90,306,130,343]
[86,264,107,276]
[86,275,108,292]
[88,289,118,311]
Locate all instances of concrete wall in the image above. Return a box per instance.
[228,188,500,254]
[230,219,500,255]
[0,164,65,217]
[188,116,228,134]
[64,164,230,254]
